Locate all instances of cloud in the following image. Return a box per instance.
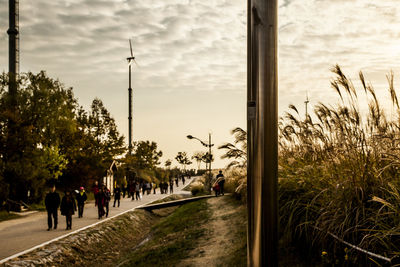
[1,0,400,167]
[278,0,400,116]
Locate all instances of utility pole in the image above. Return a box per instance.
[247,0,278,266]
[7,0,19,104]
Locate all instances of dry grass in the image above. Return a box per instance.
[279,65,400,264]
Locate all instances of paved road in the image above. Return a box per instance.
[0,180,193,261]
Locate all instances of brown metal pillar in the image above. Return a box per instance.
[247,0,278,266]
[7,0,19,101]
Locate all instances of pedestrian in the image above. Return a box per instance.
[175,177,179,187]
[182,175,186,185]
[169,181,174,194]
[130,182,135,201]
[76,186,87,218]
[113,185,121,207]
[92,181,99,207]
[135,182,141,200]
[60,191,76,230]
[213,183,220,197]
[146,182,151,195]
[141,181,146,196]
[104,186,111,217]
[216,170,225,195]
[45,185,60,231]
[96,187,105,219]
[153,182,157,194]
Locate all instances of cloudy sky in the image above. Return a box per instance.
[1,0,400,168]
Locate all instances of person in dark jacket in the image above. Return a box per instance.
[169,181,174,194]
[113,186,121,207]
[216,170,225,195]
[60,191,77,230]
[96,187,105,219]
[45,185,61,231]
[104,186,111,217]
[76,187,87,218]
[92,181,99,207]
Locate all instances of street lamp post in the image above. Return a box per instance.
[187,133,214,192]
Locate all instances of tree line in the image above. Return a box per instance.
[0,71,127,204]
[0,71,213,207]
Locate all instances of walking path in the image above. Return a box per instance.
[0,180,194,261]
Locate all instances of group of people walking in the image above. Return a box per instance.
[45,185,87,231]
[44,175,190,231]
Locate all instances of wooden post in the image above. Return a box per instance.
[247,0,278,266]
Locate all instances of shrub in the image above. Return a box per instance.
[191,184,205,196]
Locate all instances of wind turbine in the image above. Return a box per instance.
[126,39,138,155]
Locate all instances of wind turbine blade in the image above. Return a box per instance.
[129,39,134,57]
[133,59,139,67]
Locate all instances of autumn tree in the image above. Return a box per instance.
[175,152,192,172]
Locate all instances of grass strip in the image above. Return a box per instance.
[118,199,210,267]
[0,210,21,222]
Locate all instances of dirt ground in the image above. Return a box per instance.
[177,196,247,267]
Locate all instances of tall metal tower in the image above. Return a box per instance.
[7,0,19,102]
[305,92,309,118]
[126,40,137,155]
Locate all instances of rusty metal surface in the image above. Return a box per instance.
[247,0,278,266]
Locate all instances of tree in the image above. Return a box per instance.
[218,127,247,169]
[0,72,74,202]
[165,159,172,169]
[0,72,126,203]
[175,152,192,172]
[192,151,206,171]
[60,99,125,189]
[127,140,163,172]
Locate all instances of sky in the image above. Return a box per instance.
[1,0,400,169]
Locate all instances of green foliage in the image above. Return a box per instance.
[0,72,125,204]
[0,72,77,202]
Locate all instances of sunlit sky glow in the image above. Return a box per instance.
[1,0,400,168]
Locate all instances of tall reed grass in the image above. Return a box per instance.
[279,65,400,263]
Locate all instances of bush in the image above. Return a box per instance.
[224,168,246,201]
[191,184,205,196]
